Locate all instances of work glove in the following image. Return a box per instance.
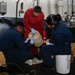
[24,38,30,43]
[31,28,36,35]
[30,38,35,45]
[24,37,35,45]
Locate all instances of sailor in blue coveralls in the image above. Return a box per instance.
[0,21,35,64]
[41,14,74,71]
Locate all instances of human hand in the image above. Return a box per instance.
[31,28,36,35]
[30,38,35,45]
[24,38,30,43]
[46,39,50,43]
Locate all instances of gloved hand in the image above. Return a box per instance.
[30,38,35,45]
[31,28,36,35]
[24,38,30,43]
[24,37,35,45]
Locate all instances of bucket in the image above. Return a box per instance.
[28,31,43,47]
[55,55,71,74]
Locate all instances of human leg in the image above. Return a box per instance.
[30,46,38,56]
[6,49,33,64]
[40,45,56,66]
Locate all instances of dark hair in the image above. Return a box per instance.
[15,21,24,27]
[56,14,62,21]
[33,6,41,13]
[46,14,62,25]
[46,14,57,25]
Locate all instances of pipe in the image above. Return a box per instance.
[37,0,41,7]
[57,0,64,17]
[33,0,37,7]
[67,0,69,15]
[37,0,38,6]
[72,0,73,16]
[16,0,20,23]
[49,0,56,14]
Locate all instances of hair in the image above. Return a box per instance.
[33,6,41,13]
[46,14,57,25]
[56,14,62,21]
[14,21,24,27]
[46,14,62,25]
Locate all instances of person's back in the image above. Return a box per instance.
[53,20,74,48]
[0,28,21,51]
[55,14,74,44]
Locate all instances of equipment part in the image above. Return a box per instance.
[0,1,7,15]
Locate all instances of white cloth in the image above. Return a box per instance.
[46,42,54,45]
[25,57,43,66]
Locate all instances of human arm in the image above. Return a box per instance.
[38,12,44,35]
[23,11,31,30]
[46,39,50,43]
[14,33,31,50]
[24,37,35,45]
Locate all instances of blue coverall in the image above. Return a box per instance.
[0,28,33,64]
[41,21,74,67]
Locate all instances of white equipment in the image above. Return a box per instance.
[0,2,7,15]
[56,55,71,74]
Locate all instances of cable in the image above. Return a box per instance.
[1,62,37,75]
[27,70,36,75]
[2,62,25,75]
